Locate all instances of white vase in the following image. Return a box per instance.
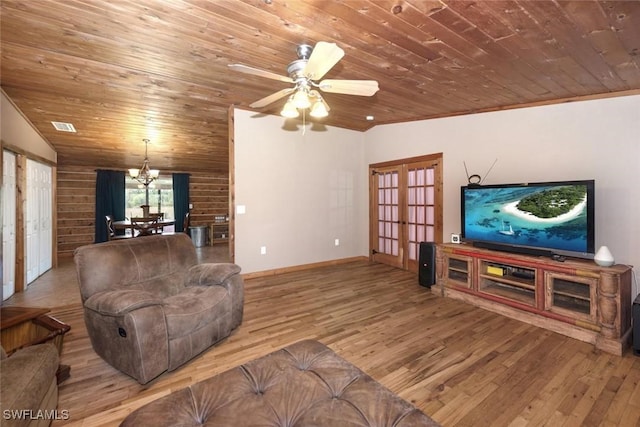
[594,246,615,267]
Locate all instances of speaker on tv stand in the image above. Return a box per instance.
[418,242,436,288]
[633,294,640,356]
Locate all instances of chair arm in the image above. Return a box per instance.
[184,263,241,288]
[84,290,163,316]
[0,344,59,416]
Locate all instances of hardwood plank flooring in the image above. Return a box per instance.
[3,245,640,426]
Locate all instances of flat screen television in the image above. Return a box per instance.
[460,180,595,258]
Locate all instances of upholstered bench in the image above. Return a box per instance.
[121,340,439,426]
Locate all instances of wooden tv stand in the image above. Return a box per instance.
[434,243,633,355]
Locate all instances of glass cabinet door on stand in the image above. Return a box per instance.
[444,255,472,289]
[544,272,597,323]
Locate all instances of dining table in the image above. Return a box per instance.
[113,218,176,236]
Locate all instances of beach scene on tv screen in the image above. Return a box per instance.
[464,184,589,253]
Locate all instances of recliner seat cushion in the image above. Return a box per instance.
[163,285,231,339]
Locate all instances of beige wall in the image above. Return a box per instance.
[1,90,56,162]
[233,109,368,274]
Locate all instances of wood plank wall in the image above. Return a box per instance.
[189,173,229,226]
[56,165,229,258]
[57,166,95,258]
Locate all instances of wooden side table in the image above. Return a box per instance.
[0,306,71,383]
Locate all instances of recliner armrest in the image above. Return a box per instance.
[84,289,163,316]
[0,344,59,419]
[184,263,241,287]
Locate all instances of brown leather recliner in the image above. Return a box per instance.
[73,233,244,384]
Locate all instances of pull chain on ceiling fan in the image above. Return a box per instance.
[228,42,379,119]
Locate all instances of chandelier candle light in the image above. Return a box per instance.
[128,138,159,206]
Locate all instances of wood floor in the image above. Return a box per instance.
[4,245,640,426]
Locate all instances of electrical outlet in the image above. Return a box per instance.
[260,246,267,255]
[334,239,340,246]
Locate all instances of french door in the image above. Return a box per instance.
[370,154,442,273]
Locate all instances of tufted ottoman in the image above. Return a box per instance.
[121,340,440,426]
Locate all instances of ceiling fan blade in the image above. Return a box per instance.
[318,79,380,96]
[304,42,345,80]
[249,88,295,108]
[228,64,294,83]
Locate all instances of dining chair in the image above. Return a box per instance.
[149,216,162,234]
[132,217,160,236]
[152,213,165,233]
[133,216,164,234]
[105,215,133,240]
[183,212,191,234]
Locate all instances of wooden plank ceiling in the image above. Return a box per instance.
[1,0,639,174]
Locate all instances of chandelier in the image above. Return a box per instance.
[128,139,159,187]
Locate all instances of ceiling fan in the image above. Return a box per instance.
[228,42,379,118]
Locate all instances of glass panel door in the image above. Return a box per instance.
[370,154,442,272]
[406,162,438,272]
[371,166,403,268]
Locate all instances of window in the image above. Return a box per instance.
[125,175,174,220]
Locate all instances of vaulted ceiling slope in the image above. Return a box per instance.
[2,1,639,174]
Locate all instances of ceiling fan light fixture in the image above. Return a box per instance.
[281,98,300,118]
[310,98,329,118]
[229,41,378,121]
[292,88,311,109]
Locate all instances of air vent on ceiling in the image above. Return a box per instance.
[51,121,77,132]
